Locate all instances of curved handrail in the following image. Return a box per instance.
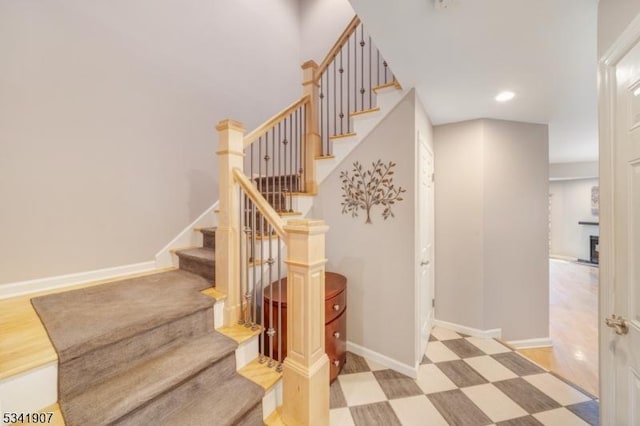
[232,167,287,240]
[315,16,361,81]
[243,95,310,148]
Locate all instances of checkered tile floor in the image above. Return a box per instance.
[330,326,598,425]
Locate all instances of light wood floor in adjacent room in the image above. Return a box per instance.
[518,259,599,396]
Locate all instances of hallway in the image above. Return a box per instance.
[519,259,599,396]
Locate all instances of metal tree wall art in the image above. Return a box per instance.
[340,160,406,224]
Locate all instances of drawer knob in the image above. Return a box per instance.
[333,304,340,311]
[333,360,340,367]
[333,331,340,339]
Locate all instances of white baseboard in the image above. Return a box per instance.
[0,261,157,300]
[155,202,218,268]
[346,341,417,379]
[507,337,553,349]
[0,362,57,414]
[550,254,578,262]
[433,319,502,339]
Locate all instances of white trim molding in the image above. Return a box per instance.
[0,261,157,300]
[506,337,553,350]
[433,319,502,339]
[346,341,418,379]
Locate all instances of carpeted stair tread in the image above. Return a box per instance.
[161,372,264,426]
[61,332,238,426]
[175,247,214,263]
[31,270,214,363]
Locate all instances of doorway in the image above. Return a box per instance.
[521,176,600,396]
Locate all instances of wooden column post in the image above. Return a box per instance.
[302,60,320,195]
[215,119,245,326]
[282,219,330,426]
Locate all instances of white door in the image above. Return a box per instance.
[418,132,434,356]
[600,22,640,425]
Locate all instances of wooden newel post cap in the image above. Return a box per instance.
[215,119,246,133]
[301,60,319,70]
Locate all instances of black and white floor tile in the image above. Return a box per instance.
[330,326,598,426]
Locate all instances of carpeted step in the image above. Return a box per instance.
[254,174,301,192]
[176,247,215,282]
[31,270,217,401]
[61,332,241,426]
[159,372,264,426]
[200,227,216,249]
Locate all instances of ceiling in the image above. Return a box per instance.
[348,0,599,163]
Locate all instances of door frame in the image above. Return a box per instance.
[598,13,640,425]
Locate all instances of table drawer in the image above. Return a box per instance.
[325,289,346,323]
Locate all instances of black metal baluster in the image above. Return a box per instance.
[244,216,251,327]
[251,198,257,330]
[325,70,329,155]
[289,112,293,210]
[347,35,351,133]
[369,35,372,109]
[384,60,388,84]
[238,187,244,325]
[277,121,282,212]
[267,222,275,367]
[294,108,298,194]
[304,102,309,169]
[354,32,358,113]
[339,49,344,135]
[377,49,380,87]
[320,71,324,156]
[333,59,337,137]
[276,236,283,372]
[360,25,365,111]
[259,194,266,363]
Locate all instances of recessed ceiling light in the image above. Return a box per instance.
[495,91,515,102]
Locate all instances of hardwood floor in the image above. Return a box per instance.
[0,267,175,380]
[518,259,599,397]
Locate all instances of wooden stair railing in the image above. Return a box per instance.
[216,120,330,425]
[215,14,398,426]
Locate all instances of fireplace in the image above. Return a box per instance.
[590,235,599,265]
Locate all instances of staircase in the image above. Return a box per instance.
[4,14,404,426]
[40,229,265,425]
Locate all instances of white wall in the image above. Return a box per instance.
[550,178,599,261]
[432,120,486,330]
[434,119,549,341]
[482,120,549,341]
[0,0,301,285]
[300,0,355,63]
[311,90,432,369]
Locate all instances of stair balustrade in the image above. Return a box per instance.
[215,15,397,426]
[314,16,397,156]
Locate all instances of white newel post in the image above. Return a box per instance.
[215,119,245,326]
[282,219,330,426]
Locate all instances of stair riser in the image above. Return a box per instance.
[202,232,215,249]
[113,354,238,426]
[178,256,215,282]
[59,308,214,401]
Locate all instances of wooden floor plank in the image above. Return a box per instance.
[518,259,599,396]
